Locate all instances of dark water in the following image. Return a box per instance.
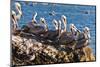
[11,1,96,55]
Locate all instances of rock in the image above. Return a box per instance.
[12,32,95,66]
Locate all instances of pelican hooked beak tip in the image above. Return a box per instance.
[15,2,22,12]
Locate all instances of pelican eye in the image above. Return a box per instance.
[18,6,20,10]
[87,30,89,32]
[42,20,44,23]
[54,22,57,25]
[12,15,14,19]
[63,18,66,21]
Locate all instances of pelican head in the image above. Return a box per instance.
[61,15,67,24]
[83,27,90,39]
[83,27,90,33]
[40,17,48,31]
[40,17,46,24]
[70,23,79,36]
[70,23,74,29]
[12,10,16,16]
[15,2,22,20]
[52,19,58,30]
[12,10,16,19]
[61,15,67,32]
[15,2,21,11]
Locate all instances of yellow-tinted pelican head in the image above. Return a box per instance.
[40,17,48,31]
[52,19,58,30]
[83,27,90,39]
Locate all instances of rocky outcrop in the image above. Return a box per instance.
[12,32,95,66]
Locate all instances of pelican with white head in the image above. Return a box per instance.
[52,19,59,31]
[83,27,90,39]
[40,17,48,32]
[15,2,22,20]
[61,15,67,32]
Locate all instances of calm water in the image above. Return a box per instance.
[11,1,96,55]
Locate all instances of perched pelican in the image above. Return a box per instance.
[40,17,48,32]
[83,27,90,39]
[70,24,80,34]
[59,15,77,45]
[22,16,48,36]
[58,15,69,39]
[52,19,59,31]
[40,19,59,41]
[11,2,22,32]
[75,27,90,49]
[70,23,81,40]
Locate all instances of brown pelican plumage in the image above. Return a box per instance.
[11,2,22,29]
[57,15,68,39]
[11,2,22,34]
[22,16,48,36]
[83,27,90,39]
[40,19,59,41]
[58,15,69,38]
[40,17,48,32]
[70,23,81,40]
[59,15,76,45]
[75,27,90,49]
[21,12,36,32]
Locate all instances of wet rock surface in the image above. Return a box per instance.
[12,32,95,66]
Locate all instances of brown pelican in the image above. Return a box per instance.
[70,23,81,40]
[11,2,22,32]
[83,27,90,39]
[40,17,48,32]
[75,27,90,49]
[40,19,59,41]
[22,16,48,36]
[52,19,59,31]
[58,15,69,39]
[59,15,77,45]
